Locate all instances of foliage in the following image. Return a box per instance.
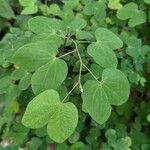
[0,0,150,149]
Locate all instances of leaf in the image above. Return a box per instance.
[0,0,15,19]
[31,59,68,95]
[144,0,150,4]
[108,0,122,10]
[21,4,38,15]
[128,11,146,27]
[87,28,122,68]
[117,2,146,27]
[13,41,58,72]
[19,0,36,6]
[69,16,87,31]
[22,90,60,128]
[47,102,78,143]
[82,68,130,124]
[95,28,123,49]
[87,43,118,68]
[19,0,37,15]
[0,76,11,94]
[28,16,62,34]
[22,90,78,143]
[82,80,112,124]
[117,2,137,20]
[19,73,32,91]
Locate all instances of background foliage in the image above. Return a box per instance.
[0,0,150,149]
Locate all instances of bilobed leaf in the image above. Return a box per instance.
[82,68,130,124]
[21,4,38,15]
[117,3,137,20]
[117,2,146,27]
[22,90,78,143]
[95,28,123,49]
[87,28,122,68]
[19,0,36,6]
[82,80,112,124]
[13,41,58,72]
[22,90,60,128]
[31,59,68,94]
[87,43,118,68]
[28,16,62,34]
[108,0,122,10]
[47,102,78,143]
[128,11,146,27]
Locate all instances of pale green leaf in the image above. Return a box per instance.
[108,0,122,10]
[31,59,68,94]
[13,41,58,72]
[21,5,38,15]
[19,0,36,6]
[87,43,118,68]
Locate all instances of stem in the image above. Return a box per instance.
[83,63,101,84]
[57,50,76,59]
[44,0,48,16]
[72,39,83,92]
[62,82,79,103]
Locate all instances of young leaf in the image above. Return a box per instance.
[87,44,118,68]
[28,16,62,34]
[13,41,58,72]
[31,59,68,95]
[108,0,122,10]
[22,90,78,143]
[82,68,130,124]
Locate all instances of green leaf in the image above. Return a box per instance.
[19,73,32,91]
[47,102,78,143]
[95,28,123,49]
[87,43,118,68]
[108,0,122,10]
[82,68,130,124]
[144,0,150,4]
[19,0,36,6]
[82,80,111,124]
[128,11,146,27]
[31,59,68,95]
[13,41,58,72]
[22,90,78,143]
[117,2,146,27]
[28,16,62,34]
[0,0,15,19]
[22,90,60,128]
[0,76,11,94]
[21,4,38,15]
